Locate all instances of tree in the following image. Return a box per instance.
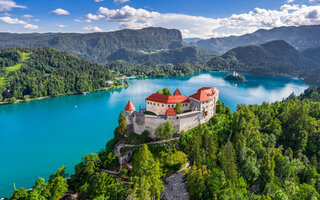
[260,153,275,191]
[221,141,238,184]
[187,165,210,199]
[10,188,28,200]
[190,128,202,165]
[174,103,183,114]
[132,145,164,200]
[116,111,127,138]
[162,88,171,96]
[154,121,176,140]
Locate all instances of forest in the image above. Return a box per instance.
[0,48,122,103]
[7,86,320,200]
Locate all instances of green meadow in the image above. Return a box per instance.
[0,53,31,87]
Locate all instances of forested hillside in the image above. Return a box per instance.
[107,46,217,64]
[0,27,189,64]
[0,48,120,103]
[193,25,320,52]
[207,40,320,84]
[303,47,320,63]
[9,86,320,199]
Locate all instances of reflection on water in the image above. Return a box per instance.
[0,72,309,198]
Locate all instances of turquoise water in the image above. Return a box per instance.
[0,72,309,197]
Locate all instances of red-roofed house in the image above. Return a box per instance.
[145,88,190,115]
[189,87,219,119]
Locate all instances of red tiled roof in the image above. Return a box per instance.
[124,100,135,111]
[173,89,181,96]
[189,87,218,102]
[146,93,190,104]
[166,108,177,116]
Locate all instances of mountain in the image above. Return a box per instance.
[183,38,202,44]
[193,25,320,52]
[302,47,320,63]
[207,40,320,82]
[0,27,189,64]
[107,46,218,64]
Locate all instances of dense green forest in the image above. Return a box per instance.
[108,60,208,78]
[0,48,122,103]
[106,46,217,64]
[8,86,320,200]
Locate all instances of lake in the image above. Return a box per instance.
[0,72,309,197]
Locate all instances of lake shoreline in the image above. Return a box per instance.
[0,70,307,106]
[0,84,129,106]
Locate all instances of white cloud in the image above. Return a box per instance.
[24,23,38,29]
[0,16,26,24]
[86,13,104,20]
[56,23,66,28]
[0,16,39,29]
[22,14,33,18]
[280,4,300,11]
[95,0,104,2]
[83,25,104,32]
[287,0,295,2]
[50,8,70,15]
[0,0,26,11]
[114,0,129,3]
[75,18,91,23]
[93,4,320,38]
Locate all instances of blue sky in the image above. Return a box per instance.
[0,0,319,38]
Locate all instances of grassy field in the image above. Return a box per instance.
[0,53,31,86]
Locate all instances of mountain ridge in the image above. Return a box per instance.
[207,40,320,83]
[193,25,320,52]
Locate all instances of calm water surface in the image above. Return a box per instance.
[0,72,309,197]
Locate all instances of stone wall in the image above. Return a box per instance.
[131,110,202,137]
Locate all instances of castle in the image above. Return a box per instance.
[124,86,219,138]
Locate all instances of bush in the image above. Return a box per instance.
[155,121,176,140]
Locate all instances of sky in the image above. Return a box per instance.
[0,0,320,38]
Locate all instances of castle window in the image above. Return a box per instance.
[157,104,159,106]
[162,104,164,107]
[176,117,179,119]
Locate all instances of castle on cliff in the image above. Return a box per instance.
[124,86,219,137]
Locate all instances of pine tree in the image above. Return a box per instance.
[260,152,275,191]
[117,111,127,137]
[221,141,238,184]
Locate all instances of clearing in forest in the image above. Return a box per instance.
[0,53,31,87]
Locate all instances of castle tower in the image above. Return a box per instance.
[124,100,135,133]
[173,88,182,95]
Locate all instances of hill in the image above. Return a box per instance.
[0,47,121,103]
[193,25,320,52]
[303,47,320,63]
[0,27,195,64]
[207,40,320,83]
[107,46,218,64]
